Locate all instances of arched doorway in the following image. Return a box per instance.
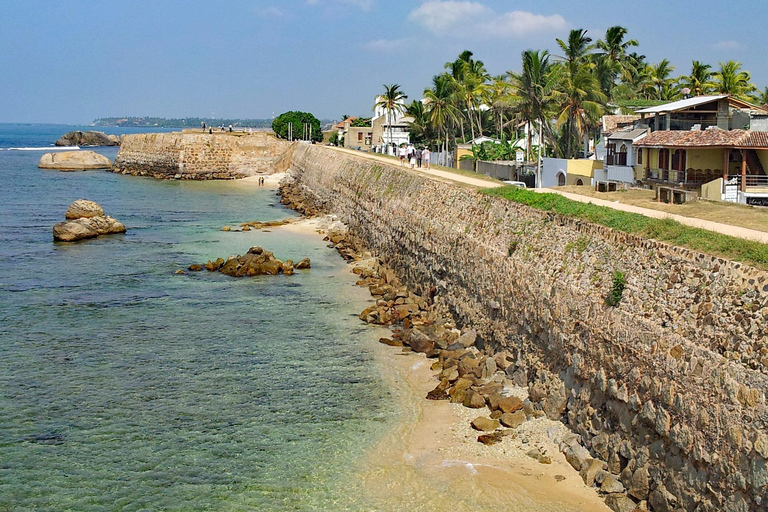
[557,172,566,186]
[576,178,584,186]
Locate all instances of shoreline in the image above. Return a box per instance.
[267,214,610,511]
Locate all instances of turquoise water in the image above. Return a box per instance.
[0,125,395,510]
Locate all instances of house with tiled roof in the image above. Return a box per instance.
[633,128,768,205]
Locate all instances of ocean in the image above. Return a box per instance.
[0,124,398,510]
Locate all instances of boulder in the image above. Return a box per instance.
[65,199,104,219]
[500,410,527,428]
[55,130,120,147]
[207,247,309,277]
[53,200,126,242]
[39,151,112,171]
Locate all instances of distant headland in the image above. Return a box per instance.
[93,116,332,129]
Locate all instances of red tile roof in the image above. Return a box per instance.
[633,129,768,148]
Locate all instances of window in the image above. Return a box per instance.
[672,149,686,171]
[618,144,628,166]
[358,132,363,142]
[659,148,669,169]
[637,147,643,165]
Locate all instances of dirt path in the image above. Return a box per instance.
[538,188,768,244]
[324,147,768,244]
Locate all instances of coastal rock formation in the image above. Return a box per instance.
[39,151,112,171]
[113,131,293,180]
[55,130,120,146]
[53,200,126,242]
[197,247,309,277]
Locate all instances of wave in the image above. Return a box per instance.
[1,146,81,151]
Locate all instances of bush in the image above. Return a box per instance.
[606,271,626,307]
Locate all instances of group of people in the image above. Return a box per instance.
[201,122,234,134]
[397,143,431,169]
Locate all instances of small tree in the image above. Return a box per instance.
[272,111,323,142]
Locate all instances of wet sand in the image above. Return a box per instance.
[355,345,612,511]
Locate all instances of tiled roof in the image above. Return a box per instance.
[633,129,768,148]
[602,115,640,134]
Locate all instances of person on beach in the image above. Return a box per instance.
[398,144,406,166]
[415,147,422,168]
[229,125,233,133]
[208,128,212,134]
[202,121,206,131]
[422,147,431,169]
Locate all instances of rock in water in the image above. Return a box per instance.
[208,247,311,277]
[53,200,126,242]
[55,130,120,147]
[39,151,112,171]
[65,199,104,219]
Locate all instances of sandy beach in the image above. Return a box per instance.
[235,172,287,189]
[259,215,611,511]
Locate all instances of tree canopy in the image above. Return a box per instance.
[271,111,322,142]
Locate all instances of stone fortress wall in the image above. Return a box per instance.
[112,131,293,179]
[287,144,767,512]
[113,135,768,510]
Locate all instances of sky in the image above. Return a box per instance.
[2,0,767,124]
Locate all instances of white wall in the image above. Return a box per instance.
[606,166,636,183]
[542,158,568,188]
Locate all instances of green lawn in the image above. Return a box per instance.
[482,186,768,270]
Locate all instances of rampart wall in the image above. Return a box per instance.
[112,131,293,179]
[288,144,768,512]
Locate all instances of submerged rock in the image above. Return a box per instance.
[39,151,112,171]
[53,200,126,242]
[202,247,310,277]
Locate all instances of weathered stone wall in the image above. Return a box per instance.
[289,144,768,512]
[112,131,293,179]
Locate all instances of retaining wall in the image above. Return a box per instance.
[289,144,768,512]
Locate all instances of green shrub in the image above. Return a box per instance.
[607,271,626,307]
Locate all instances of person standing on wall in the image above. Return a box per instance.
[415,147,422,168]
[422,147,431,169]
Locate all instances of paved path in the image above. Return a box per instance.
[325,146,768,244]
[537,188,768,244]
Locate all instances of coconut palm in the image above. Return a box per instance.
[594,26,638,100]
[712,61,757,101]
[405,99,430,144]
[680,61,714,96]
[752,86,768,107]
[649,59,679,100]
[507,49,559,161]
[423,74,461,155]
[444,51,489,141]
[555,65,606,158]
[375,84,407,150]
[596,26,638,63]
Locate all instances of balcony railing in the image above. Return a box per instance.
[605,154,628,166]
[646,168,724,184]
[729,174,768,188]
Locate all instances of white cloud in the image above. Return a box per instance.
[307,0,374,10]
[408,1,487,33]
[712,40,745,51]
[255,6,285,17]
[362,38,412,52]
[408,1,566,39]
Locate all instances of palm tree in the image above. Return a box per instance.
[405,99,430,144]
[753,86,768,107]
[649,59,679,100]
[680,61,713,96]
[423,74,461,156]
[485,75,513,139]
[555,29,603,158]
[507,49,559,161]
[596,26,638,63]
[375,84,407,150]
[445,51,490,141]
[712,61,757,101]
[594,26,638,100]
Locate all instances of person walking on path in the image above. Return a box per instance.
[409,151,416,169]
[422,147,431,169]
[415,147,423,168]
[398,144,407,166]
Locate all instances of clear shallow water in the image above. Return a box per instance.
[0,125,396,510]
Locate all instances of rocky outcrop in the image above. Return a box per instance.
[39,151,112,171]
[53,200,126,242]
[192,247,310,276]
[112,131,293,179]
[55,131,120,146]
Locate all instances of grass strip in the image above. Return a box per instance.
[482,186,768,270]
